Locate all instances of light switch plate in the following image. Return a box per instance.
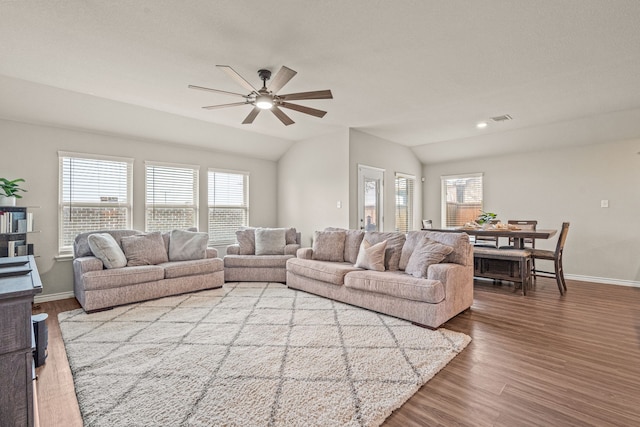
[601,200,609,208]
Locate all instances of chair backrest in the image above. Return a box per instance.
[507,220,537,246]
[555,222,570,256]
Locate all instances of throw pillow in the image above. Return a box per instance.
[87,233,127,269]
[364,231,406,271]
[405,239,454,278]
[399,231,428,271]
[255,227,287,255]
[325,227,364,264]
[236,228,256,255]
[285,227,298,245]
[120,232,169,266]
[354,239,387,272]
[168,229,209,261]
[312,230,346,262]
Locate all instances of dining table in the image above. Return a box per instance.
[427,227,557,248]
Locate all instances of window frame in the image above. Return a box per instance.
[144,161,199,233]
[395,172,415,234]
[58,151,133,256]
[440,172,484,228]
[207,168,250,246]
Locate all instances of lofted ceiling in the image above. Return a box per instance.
[1,1,640,163]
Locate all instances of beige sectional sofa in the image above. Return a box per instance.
[286,229,474,329]
[224,227,301,282]
[73,229,224,312]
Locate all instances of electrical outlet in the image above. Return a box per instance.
[601,200,609,208]
[337,201,342,209]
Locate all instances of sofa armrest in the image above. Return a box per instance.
[206,248,219,259]
[73,256,104,273]
[226,244,240,255]
[428,262,473,288]
[296,247,313,259]
[285,244,301,256]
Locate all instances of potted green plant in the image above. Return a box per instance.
[476,211,497,225]
[0,178,27,206]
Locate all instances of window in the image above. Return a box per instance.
[395,172,415,234]
[145,161,199,232]
[441,173,483,227]
[58,152,133,254]
[208,169,249,245]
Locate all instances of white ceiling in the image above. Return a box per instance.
[1,0,640,163]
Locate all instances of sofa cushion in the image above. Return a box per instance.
[169,229,208,261]
[255,228,287,255]
[421,231,471,266]
[87,233,127,269]
[325,227,364,264]
[364,231,406,271]
[405,239,454,278]
[224,254,294,268]
[344,270,445,304]
[312,230,346,262]
[161,258,223,279]
[121,232,169,266]
[399,232,427,271]
[354,239,387,272]
[236,228,256,255]
[286,258,362,286]
[81,265,165,291]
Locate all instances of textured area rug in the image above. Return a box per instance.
[59,282,470,427]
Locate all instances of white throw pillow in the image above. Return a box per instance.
[169,229,209,261]
[254,228,287,255]
[354,239,387,272]
[87,233,127,269]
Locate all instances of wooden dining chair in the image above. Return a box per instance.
[531,222,570,295]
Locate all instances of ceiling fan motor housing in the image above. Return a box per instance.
[258,69,272,83]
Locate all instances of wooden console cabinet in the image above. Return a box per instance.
[0,256,42,427]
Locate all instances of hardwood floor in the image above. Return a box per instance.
[33,278,640,427]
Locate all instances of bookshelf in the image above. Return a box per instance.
[0,206,37,258]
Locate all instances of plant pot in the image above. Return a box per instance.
[0,196,16,206]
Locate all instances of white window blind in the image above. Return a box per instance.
[58,152,133,254]
[208,169,249,245]
[441,173,483,227]
[145,162,199,232]
[395,173,415,234]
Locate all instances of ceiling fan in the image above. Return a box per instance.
[189,65,333,126]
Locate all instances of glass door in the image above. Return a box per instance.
[358,165,384,231]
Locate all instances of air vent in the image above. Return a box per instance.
[491,114,513,122]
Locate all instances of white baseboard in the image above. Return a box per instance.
[565,274,640,288]
[34,291,75,303]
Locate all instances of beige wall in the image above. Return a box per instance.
[0,119,278,298]
[349,129,423,232]
[277,129,350,247]
[423,138,640,283]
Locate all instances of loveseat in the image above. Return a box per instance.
[224,227,301,282]
[286,229,473,328]
[73,229,224,312]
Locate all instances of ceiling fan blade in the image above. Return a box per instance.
[188,85,248,98]
[267,66,297,94]
[271,106,295,126]
[280,102,327,118]
[202,102,249,110]
[278,90,333,101]
[217,65,258,94]
[242,107,261,124]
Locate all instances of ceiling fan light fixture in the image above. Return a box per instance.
[256,94,273,109]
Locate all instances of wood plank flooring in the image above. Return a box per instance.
[33,278,640,427]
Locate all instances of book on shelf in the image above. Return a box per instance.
[27,212,33,232]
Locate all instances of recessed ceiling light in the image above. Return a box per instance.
[476,122,488,129]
